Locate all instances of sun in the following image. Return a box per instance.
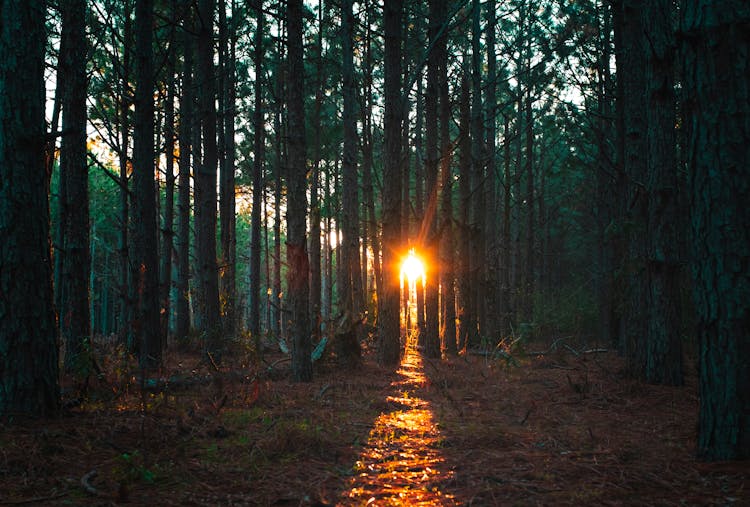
[400,249,426,285]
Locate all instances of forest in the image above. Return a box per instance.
[0,0,748,504]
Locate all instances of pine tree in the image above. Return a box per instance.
[0,0,60,416]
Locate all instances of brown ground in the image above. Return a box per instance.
[0,339,747,506]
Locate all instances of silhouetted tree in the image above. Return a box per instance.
[195,0,221,346]
[287,0,312,381]
[682,0,750,461]
[132,0,161,368]
[175,1,194,342]
[0,0,60,416]
[249,0,265,340]
[58,0,92,375]
[378,0,404,366]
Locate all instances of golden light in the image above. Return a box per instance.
[400,249,426,285]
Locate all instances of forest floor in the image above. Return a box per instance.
[0,336,747,506]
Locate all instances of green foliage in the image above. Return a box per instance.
[116,451,158,485]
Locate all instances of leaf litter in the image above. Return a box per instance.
[0,338,747,506]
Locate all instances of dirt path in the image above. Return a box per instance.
[342,351,460,505]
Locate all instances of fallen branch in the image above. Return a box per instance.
[582,348,608,354]
[563,344,581,357]
[525,337,569,356]
[550,364,577,371]
[81,470,108,498]
[206,351,220,372]
[518,404,535,425]
[315,383,331,400]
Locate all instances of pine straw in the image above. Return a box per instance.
[0,343,746,506]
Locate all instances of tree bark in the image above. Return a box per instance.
[132,0,161,368]
[423,0,441,359]
[501,113,512,334]
[469,0,484,347]
[615,0,648,373]
[308,0,324,342]
[457,62,472,352]
[438,15,456,356]
[523,93,534,324]
[378,0,404,367]
[118,1,134,346]
[643,0,682,385]
[160,2,177,347]
[287,0,312,381]
[219,0,237,337]
[484,0,499,342]
[414,66,426,342]
[176,2,194,342]
[196,0,221,345]
[249,0,265,340]
[272,46,284,340]
[361,2,380,320]
[339,0,362,366]
[59,0,92,375]
[682,0,750,461]
[0,0,60,416]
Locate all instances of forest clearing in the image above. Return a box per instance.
[1,339,746,506]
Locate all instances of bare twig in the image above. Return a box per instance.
[582,348,608,354]
[81,470,108,498]
[315,383,331,400]
[563,344,581,357]
[206,351,220,372]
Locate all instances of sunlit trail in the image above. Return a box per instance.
[343,351,457,506]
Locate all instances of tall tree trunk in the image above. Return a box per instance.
[54,12,70,322]
[176,3,194,342]
[0,0,60,416]
[610,0,627,350]
[484,0,499,341]
[323,161,334,329]
[457,62,472,352]
[118,1,134,346]
[196,0,221,346]
[339,0,362,366]
[422,0,441,359]
[682,0,750,461]
[287,0,312,381]
[191,62,204,332]
[401,51,411,333]
[59,0,92,376]
[219,0,237,337]
[469,0,484,347]
[133,0,161,368]
[414,69,426,341]
[616,0,648,373]
[594,0,616,348]
[643,0,682,385]
[249,1,265,340]
[501,113,512,334]
[438,16,456,356]
[308,0,324,342]
[378,0,404,366]
[523,93,534,323]
[160,4,177,347]
[361,2,380,319]
[272,50,283,340]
